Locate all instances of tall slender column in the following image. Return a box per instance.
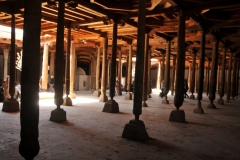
[41,43,49,91]
[171,55,176,95]
[226,52,233,102]
[63,25,72,106]
[169,10,186,122]
[93,47,101,96]
[142,34,149,107]
[99,37,108,102]
[125,45,133,100]
[188,63,191,92]
[50,51,55,78]
[162,40,171,104]
[103,20,119,113]
[156,60,161,90]
[236,57,240,98]
[207,39,219,108]
[147,49,152,98]
[231,53,237,99]
[3,49,9,79]
[194,29,205,113]
[218,47,227,105]
[50,0,66,122]
[91,52,97,91]
[2,12,19,112]
[19,0,41,158]
[117,51,122,96]
[69,41,76,98]
[160,53,165,82]
[107,58,111,89]
[122,0,149,141]
[189,51,197,99]
[206,59,211,95]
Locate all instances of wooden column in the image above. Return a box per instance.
[2,13,19,112]
[207,39,219,108]
[231,53,237,99]
[171,55,176,95]
[3,49,9,79]
[50,0,66,122]
[93,47,101,96]
[142,34,149,107]
[50,51,55,78]
[63,25,72,106]
[103,20,119,113]
[160,53,165,82]
[156,60,161,90]
[99,37,108,102]
[206,59,211,95]
[194,29,205,113]
[41,44,49,91]
[162,40,171,104]
[147,49,152,98]
[170,10,186,122]
[226,52,233,102]
[19,0,41,159]
[69,41,76,98]
[117,51,122,96]
[122,0,149,141]
[189,51,197,99]
[125,45,133,100]
[218,47,227,105]
[236,56,240,98]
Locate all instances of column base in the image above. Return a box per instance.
[169,110,185,123]
[99,94,108,102]
[117,89,122,96]
[217,98,224,105]
[148,94,152,98]
[103,99,119,113]
[207,102,216,108]
[2,98,20,112]
[124,92,132,100]
[162,98,169,104]
[194,101,204,114]
[122,119,149,141]
[69,91,76,99]
[189,94,195,99]
[50,108,66,122]
[142,101,148,107]
[93,90,101,97]
[63,97,72,106]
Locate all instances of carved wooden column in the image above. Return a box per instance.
[160,53,165,83]
[171,55,176,95]
[117,50,122,96]
[218,47,227,105]
[50,0,66,122]
[103,19,119,113]
[231,53,237,99]
[2,13,19,112]
[156,60,161,90]
[194,29,205,113]
[142,34,149,107]
[3,49,9,79]
[206,59,211,95]
[122,0,149,141]
[236,56,240,98]
[125,45,133,100]
[226,52,233,102]
[162,40,171,104]
[19,0,41,159]
[99,37,108,102]
[169,10,186,122]
[148,49,152,98]
[50,51,55,78]
[69,41,76,98]
[41,43,49,91]
[63,25,72,106]
[189,50,197,99]
[93,46,101,96]
[207,39,219,108]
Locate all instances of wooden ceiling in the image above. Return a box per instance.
[0,0,240,67]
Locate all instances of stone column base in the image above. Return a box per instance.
[69,92,76,99]
[189,94,195,99]
[194,101,204,114]
[124,92,132,100]
[217,98,224,105]
[63,97,72,106]
[103,99,119,113]
[162,99,169,104]
[122,120,149,141]
[148,94,152,98]
[142,101,148,107]
[207,102,216,108]
[93,90,101,97]
[99,94,108,102]
[169,110,185,123]
[2,99,20,112]
[50,108,66,122]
